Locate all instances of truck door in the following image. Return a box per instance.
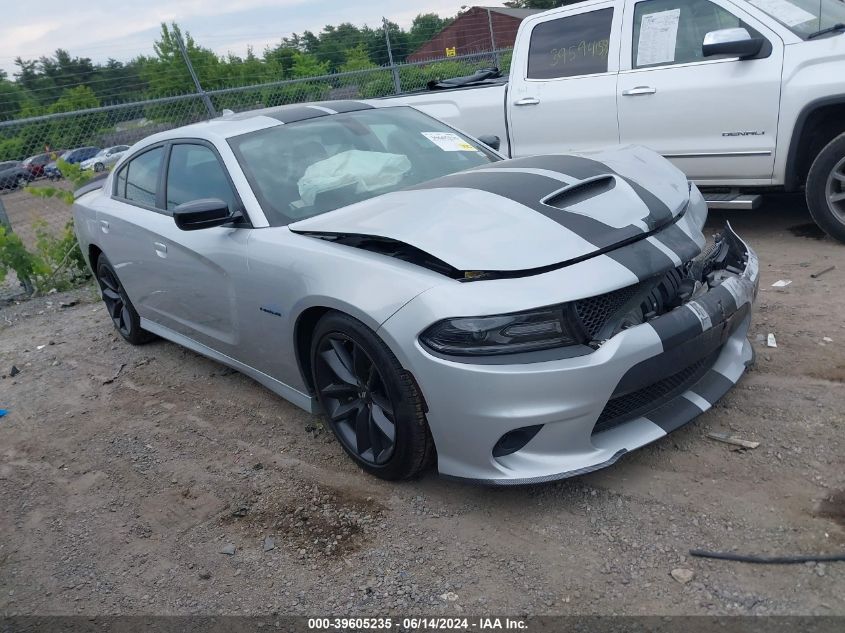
[507,2,622,157]
[617,0,783,183]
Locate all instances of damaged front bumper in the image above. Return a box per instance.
[381,223,759,485]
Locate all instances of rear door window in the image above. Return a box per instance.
[118,147,164,207]
[527,8,614,79]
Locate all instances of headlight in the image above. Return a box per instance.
[419,305,581,356]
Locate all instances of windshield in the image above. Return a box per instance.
[229,106,499,226]
[747,0,845,38]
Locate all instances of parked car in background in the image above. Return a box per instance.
[81,145,130,172]
[43,152,69,180]
[0,160,34,190]
[44,146,100,179]
[72,101,759,484]
[22,151,62,178]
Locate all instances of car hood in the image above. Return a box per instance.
[289,145,691,272]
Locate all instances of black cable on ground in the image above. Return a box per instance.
[690,549,845,564]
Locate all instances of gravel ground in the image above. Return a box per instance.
[0,195,843,616]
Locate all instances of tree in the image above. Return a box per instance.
[0,78,25,121]
[340,45,377,73]
[290,52,330,79]
[409,13,453,48]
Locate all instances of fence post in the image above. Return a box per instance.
[0,197,34,295]
[175,30,217,118]
[383,17,402,95]
[487,9,502,69]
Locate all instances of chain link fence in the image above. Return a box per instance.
[0,46,511,299]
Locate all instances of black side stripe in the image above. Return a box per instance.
[410,170,645,249]
[691,370,735,405]
[495,155,675,228]
[645,397,704,433]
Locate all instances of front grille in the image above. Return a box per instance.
[592,353,715,436]
[574,284,643,338]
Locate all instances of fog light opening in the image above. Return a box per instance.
[492,425,544,458]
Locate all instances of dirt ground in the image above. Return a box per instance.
[0,194,843,617]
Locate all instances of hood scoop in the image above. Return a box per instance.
[542,175,616,210]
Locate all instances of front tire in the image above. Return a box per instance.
[311,312,434,480]
[95,254,155,345]
[94,162,104,172]
[806,132,845,243]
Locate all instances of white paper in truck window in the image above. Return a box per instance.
[637,9,681,66]
[748,0,816,26]
[421,132,477,152]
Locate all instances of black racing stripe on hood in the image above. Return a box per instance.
[653,223,702,262]
[409,170,645,249]
[493,155,674,230]
[605,239,677,282]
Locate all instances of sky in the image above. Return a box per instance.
[0,0,510,77]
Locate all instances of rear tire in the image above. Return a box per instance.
[95,254,156,345]
[310,311,434,480]
[94,162,104,172]
[806,131,845,243]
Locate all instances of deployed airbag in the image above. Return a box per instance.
[298,150,411,205]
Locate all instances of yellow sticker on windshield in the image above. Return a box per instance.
[421,132,477,152]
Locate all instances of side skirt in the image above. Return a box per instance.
[140,318,319,414]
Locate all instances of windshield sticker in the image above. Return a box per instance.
[421,132,477,152]
[637,9,681,66]
[748,0,816,26]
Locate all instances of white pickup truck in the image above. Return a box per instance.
[382,0,845,242]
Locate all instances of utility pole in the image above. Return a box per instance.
[487,8,502,69]
[383,17,402,95]
[175,29,216,118]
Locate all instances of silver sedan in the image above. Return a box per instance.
[72,101,759,484]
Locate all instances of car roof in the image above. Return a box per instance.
[138,100,378,147]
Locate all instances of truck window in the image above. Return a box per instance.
[527,8,614,80]
[632,0,763,69]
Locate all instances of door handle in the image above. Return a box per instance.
[622,86,657,96]
[514,97,540,106]
[99,220,109,233]
[153,241,167,258]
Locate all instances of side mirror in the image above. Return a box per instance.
[173,198,238,231]
[477,134,501,151]
[702,28,763,59]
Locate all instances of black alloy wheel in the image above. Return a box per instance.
[311,312,434,480]
[95,255,155,345]
[315,333,397,465]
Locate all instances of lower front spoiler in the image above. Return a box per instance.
[443,313,755,486]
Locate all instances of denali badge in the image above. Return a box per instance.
[722,131,766,137]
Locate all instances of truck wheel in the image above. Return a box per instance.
[806,132,845,243]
